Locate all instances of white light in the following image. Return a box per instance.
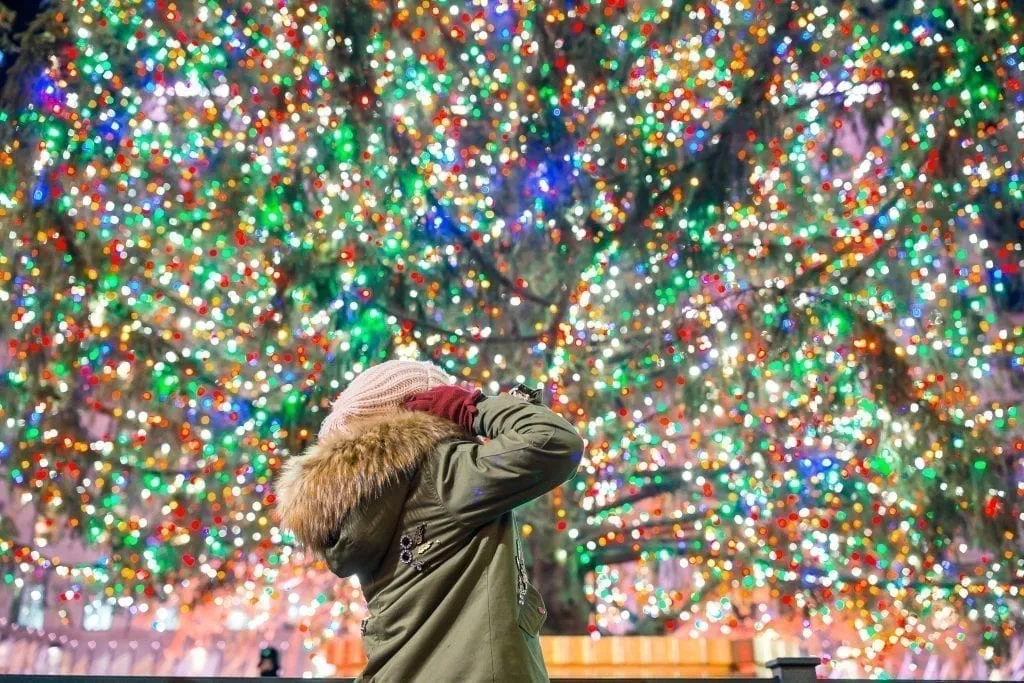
[227,609,247,631]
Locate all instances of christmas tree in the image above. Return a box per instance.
[1,0,1022,676]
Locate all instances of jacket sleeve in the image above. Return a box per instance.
[430,394,585,528]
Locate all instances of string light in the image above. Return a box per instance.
[1,0,1021,676]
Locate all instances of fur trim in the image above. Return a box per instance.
[274,410,466,552]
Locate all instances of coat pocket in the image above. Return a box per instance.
[516,583,548,638]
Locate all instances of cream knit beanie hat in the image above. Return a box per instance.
[317,359,456,442]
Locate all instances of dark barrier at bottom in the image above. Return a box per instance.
[0,657,820,682]
[0,657,984,682]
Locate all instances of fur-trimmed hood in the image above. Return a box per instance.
[275,410,468,578]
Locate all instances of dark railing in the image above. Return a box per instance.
[0,658,983,682]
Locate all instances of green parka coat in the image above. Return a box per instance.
[276,394,585,682]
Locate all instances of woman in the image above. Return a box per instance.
[275,360,584,682]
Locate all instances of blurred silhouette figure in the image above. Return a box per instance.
[257,647,280,677]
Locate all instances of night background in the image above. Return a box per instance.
[0,0,1022,678]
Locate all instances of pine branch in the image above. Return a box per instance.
[583,466,689,515]
[577,512,705,547]
[385,128,557,307]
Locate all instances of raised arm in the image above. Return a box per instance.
[407,389,584,528]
